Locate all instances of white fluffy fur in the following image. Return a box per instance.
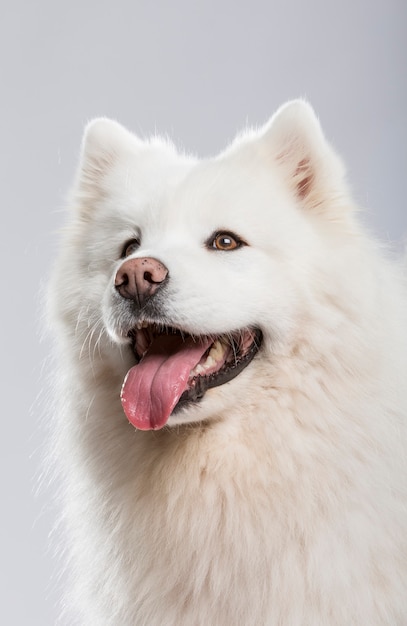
[49,101,407,624]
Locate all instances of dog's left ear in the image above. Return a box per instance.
[262,100,350,218]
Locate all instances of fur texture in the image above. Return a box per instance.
[49,101,407,624]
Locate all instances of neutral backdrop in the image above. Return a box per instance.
[1,1,406,623]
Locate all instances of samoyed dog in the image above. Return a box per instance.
[49,101,407,624]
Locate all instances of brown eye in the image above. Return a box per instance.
[208,231,245,251]
[121,238,140,258]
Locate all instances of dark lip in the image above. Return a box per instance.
[173,328,263,413]
[128,324,263,412]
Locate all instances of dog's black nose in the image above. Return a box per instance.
[115,257,168,304]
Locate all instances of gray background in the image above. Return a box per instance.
[1,1,406,623]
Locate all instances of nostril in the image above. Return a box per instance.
[143,271,154,284]
[121,272,129,285]
[115,270,129,288]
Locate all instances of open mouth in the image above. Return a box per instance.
[120,323,262,430]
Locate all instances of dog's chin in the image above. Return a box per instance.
[118,322,263,431]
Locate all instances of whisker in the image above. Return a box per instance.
[93,323,106,361]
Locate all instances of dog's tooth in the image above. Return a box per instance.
[136,320,149,330]
[189,341,227,380]
[135,330,149,356]
[209,339,227,362]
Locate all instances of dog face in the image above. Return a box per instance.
[54,101,352,430]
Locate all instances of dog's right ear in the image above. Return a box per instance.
[74,118,140,211]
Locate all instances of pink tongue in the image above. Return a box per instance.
[121,334,212,430]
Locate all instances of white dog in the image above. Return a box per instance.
[49,101,407,624]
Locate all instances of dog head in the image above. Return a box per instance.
[53,101,353,430]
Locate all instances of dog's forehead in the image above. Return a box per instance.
[107,150,193,226]
[112,137,290,246]
[123,150,193,205]
[163,158,245,220]
[160,154,283,234]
